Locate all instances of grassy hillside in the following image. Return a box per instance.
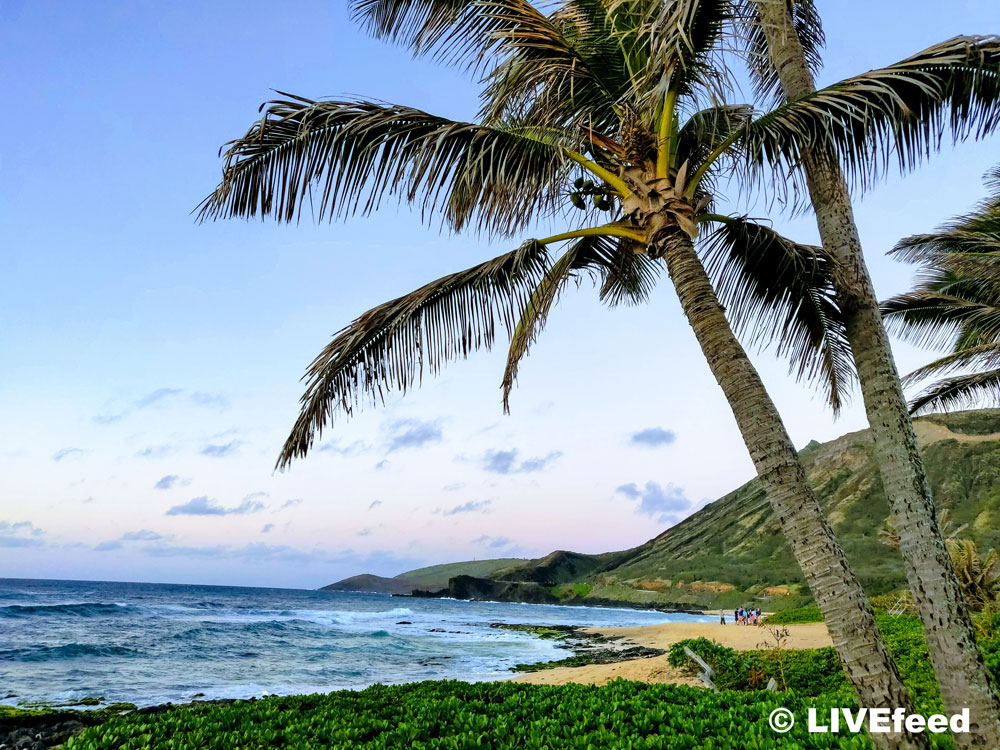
[323,559,529,594]
[508,409,1000,609]
[325,410,1000,609]
[396,559,530,589]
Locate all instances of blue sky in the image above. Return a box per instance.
[1,1,998,588]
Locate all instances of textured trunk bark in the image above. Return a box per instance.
[751,2,1000,745]
[656,227,926,750]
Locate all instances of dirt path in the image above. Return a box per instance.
[914,420,1000,445]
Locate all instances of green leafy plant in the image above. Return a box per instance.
[764,606,823,625]
[63,680,884,750]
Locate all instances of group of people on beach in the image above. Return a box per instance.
[720,607,762,625]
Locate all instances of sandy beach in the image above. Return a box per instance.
[513,621,832,687]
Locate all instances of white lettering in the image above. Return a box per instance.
[905,713,926,733]
[844,708,867,733]
[951,709,969,733]
[892,707,906,733]
[869,708,890,732]
[807,708,829,732]
[927,715,948,733]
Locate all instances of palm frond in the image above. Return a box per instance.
[902,343,1000,386]
[352,0,626,122]
[909,368,1000,415]
[732,0,825,105]
[743,36,1000,193]
[502,233,658,410]
[701,216,853,412]
[197,96,575,237]
[624,0,735,104]
[477,0,630,129]
[893,231,1000,263]
[675,104,753,191]
[350,0,494,70]
[278,240,550,468]
[882,289,1000,352]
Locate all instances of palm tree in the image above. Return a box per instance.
[744,1,1000,742]
[198,2,923,742]
[883,166,1000,413]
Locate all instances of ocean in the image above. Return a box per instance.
[0,578,711,708]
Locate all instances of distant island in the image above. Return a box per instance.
[324,409,1000,611]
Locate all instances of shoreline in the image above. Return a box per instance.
[391,590,708,615]
[513,620,833,686]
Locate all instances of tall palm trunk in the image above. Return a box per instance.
[655,226,925,750]
[752,2,1000,744]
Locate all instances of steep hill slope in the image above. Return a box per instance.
[523,409,1000,609]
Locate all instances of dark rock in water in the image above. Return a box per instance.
[395,621,412,625]
[407,588,448,598]
[137,703,173,715]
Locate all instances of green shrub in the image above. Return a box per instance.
[64,680,882,749]
[764,606,823,624]
[668,638,846,695]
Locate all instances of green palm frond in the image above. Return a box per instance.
[278,240,550,468]
[701,216,853,412]
[502,234,658,411]
[885,165,1000,414]
[675,104,753,193]
[197,96,575,237]
[742,35,1000,192]
[908,368,1000,415]
[892,191,1000,264]
[902,343,1000,386]
[882,288,1000,352]
[893,231,1000,263]
[732,0,825,105]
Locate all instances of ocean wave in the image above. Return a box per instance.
[0,644,143,662]
[0,602,136,618]
[157,607,418,629]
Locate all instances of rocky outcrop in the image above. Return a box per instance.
[446,576,558,604]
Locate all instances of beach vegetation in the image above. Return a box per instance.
[765,606,824,625]
[61,680,903,750]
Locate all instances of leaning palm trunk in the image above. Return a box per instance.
[656,224,922,750]
[752,2,1000,744]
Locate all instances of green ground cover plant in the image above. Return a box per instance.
[64,681,886,750]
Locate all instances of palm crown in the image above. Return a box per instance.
[883,165,1000,414]
[198,0,1000,468]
